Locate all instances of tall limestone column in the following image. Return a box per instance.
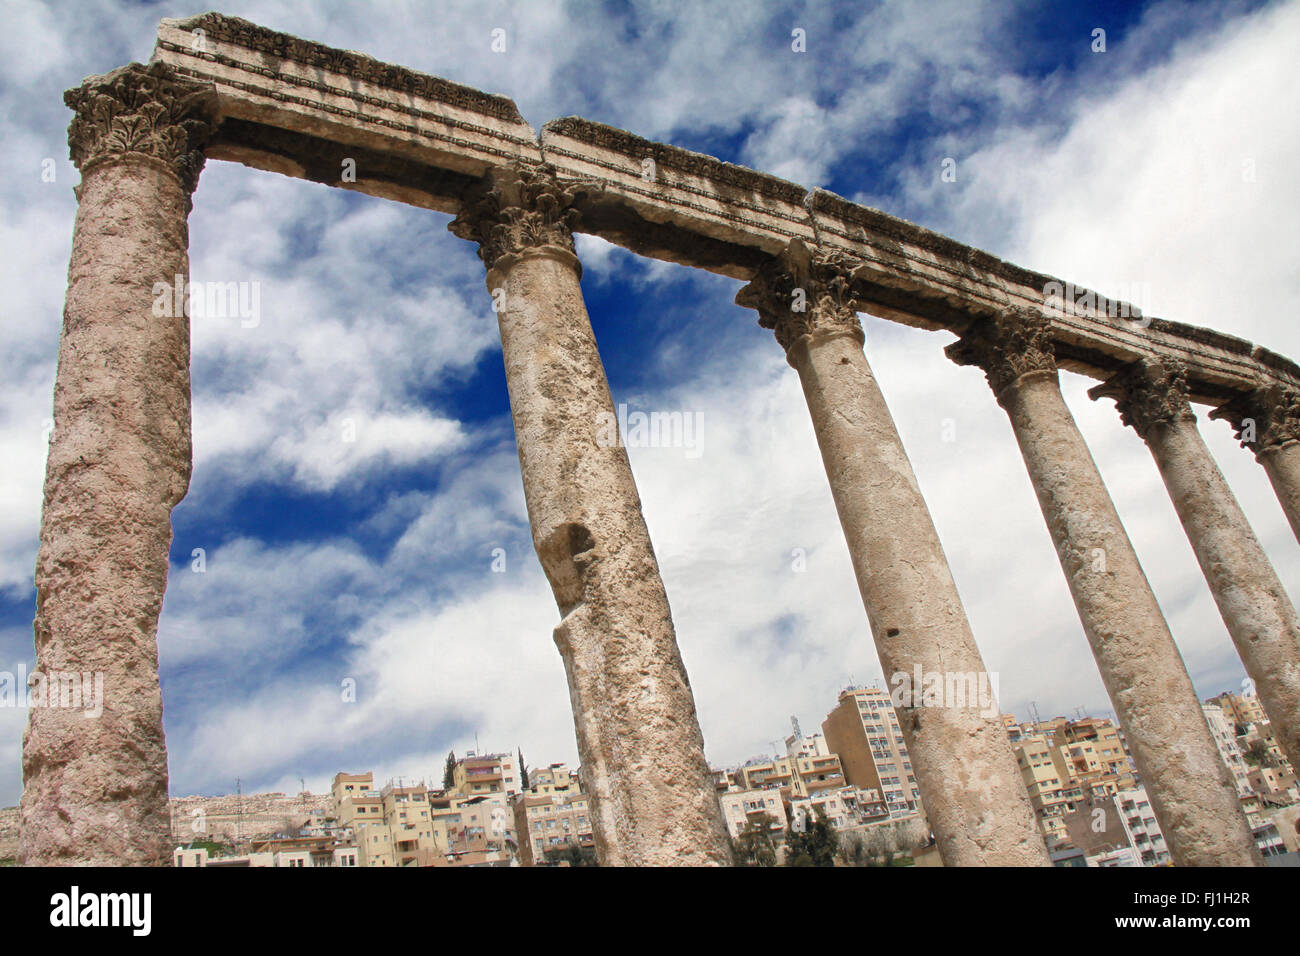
[449,163,731,866]
[1090,360,1300,771]
[737,241,1049,866]
[1212,384,1300,544]
[21,62,216,865]
[946,309,1259,866]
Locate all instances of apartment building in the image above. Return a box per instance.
[821,685,923,819]
[512,763,594,866]
[382,781,438,866]
[1007,716,1138,842]
[173,841,359,867]
[1209,689,1268,729]
[1114,786,1171,866]
[1203,702,1254,798]
[452,752,520,797]
[719,788,788,839]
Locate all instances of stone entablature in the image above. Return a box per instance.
[139,13,1298,408]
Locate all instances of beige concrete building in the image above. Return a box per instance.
[1006,716,1139,843]
[512,763,593,866]
[822,686,923,819]
[452,752,521,798]
[719,789,788,840]
[1204,702,1255,798]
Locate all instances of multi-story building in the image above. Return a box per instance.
[1114,786,1171,866]
[719,788,788,839]
[1006,716,1138,842]
[1209,690,1268,730]
[1203,702,1254,798]
[445,753,518,851]
[512,763,593,866]
[822,686,923,820]
[329,772,447,866]
[1202,691,1297,810]
[330,772,393,866]
[452,752,520,798]
[382,780,438,866]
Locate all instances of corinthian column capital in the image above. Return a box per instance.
[65,61,217,195]
[734,240,863,355]
[944,306,1058,404]
[448,162,582,277]
[1088,359,1196,441]
[1211,383,1300,456]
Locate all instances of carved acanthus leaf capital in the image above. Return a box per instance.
[734,240,863,353]
[1211,383,1300,456]
[448,162,581,273]
[1089,359,1195,441]
[944,307,1058,402]
[65,61,217,194]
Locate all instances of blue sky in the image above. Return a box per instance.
[1,0,1297,804]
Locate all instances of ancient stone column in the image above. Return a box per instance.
[736,241,1049,866]
[1212,384,1300,544]
[947,309,1259,866]
[21,62,216,865]
[1090,360,1300,771]
[449,163,731,866]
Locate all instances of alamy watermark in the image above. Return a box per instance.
[0,663,104,718]
[595,403,704,458]
[153,274,260,328]
[889,666,1000,719]
[1042,280,1151,327]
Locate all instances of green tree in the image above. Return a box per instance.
[442,749,457,789]
[784,806,836,866]
[1244,738,1275,768]
[543,844,598,866]
[732,812,778,866]
[518,747,530,790]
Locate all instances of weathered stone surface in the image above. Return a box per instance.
[153,13,541,213]
[146,15,1300,409]
[0,806,18,861]
[738,242,1049,866]
[450,163,731,866]
[1212,383,1300,542]
[541,116,813,276]
[949,313,1260,866]
[20,62,213,866]
[1092,361,1300,772]
[169,792,330,845]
